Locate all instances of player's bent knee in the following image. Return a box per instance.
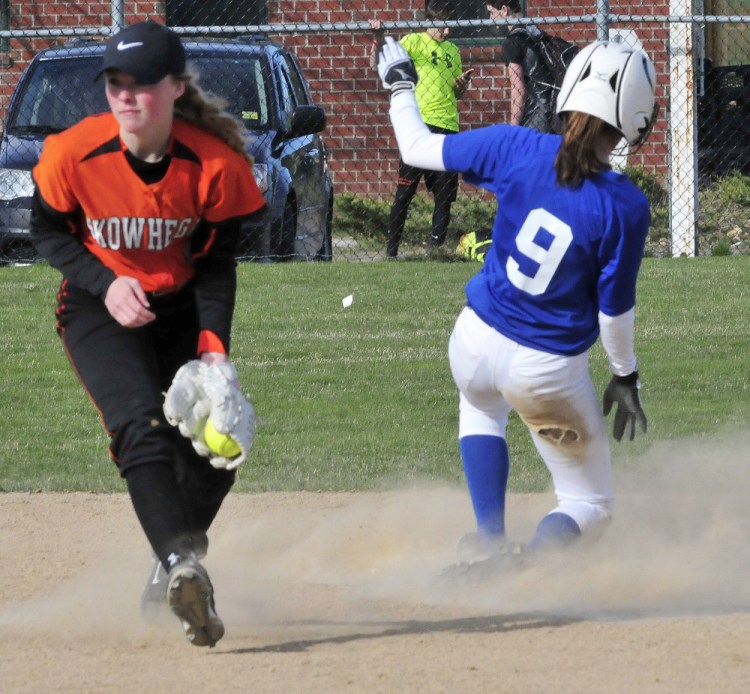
[529,512,581,551]
[537,425,580,445]
[458,406,508,438]
[110,412,176,471]
[553,499,613,537]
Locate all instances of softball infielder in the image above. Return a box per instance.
[30,22,265,645]
[377,38,655,561]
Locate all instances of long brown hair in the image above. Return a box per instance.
[554,112,621,188]
[173,70,254,166]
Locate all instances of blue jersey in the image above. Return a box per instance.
[443,126,649,356]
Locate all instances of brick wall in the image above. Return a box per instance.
[275,1,672,197]
[0,2,157,106]
[0,1,673,198]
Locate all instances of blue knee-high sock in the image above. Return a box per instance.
[460,435,509,537]
[529,512,581,552]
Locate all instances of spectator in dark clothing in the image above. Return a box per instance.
[487,2,554,132]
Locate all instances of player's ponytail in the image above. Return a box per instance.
[174,70,254,166]
[553,112,619,188]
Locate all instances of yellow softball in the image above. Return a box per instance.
[203,418,241,458]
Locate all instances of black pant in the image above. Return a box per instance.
[387,125,459,258]
[55,282,235,566]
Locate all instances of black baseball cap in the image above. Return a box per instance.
[96,21,186,85]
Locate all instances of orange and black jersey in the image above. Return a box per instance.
[31,112,266,354]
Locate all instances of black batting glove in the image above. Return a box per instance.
[602,371,647,442]
[377,36,419,95]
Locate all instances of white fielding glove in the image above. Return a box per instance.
[201,362,256,471]
[163,360,211,457]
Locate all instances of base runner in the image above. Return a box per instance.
[377,37,656,567]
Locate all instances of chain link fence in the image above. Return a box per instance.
[0,1,748,263]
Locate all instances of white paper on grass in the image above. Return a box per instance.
[342,294,353,308]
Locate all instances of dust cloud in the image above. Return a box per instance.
[210,431,750,629]
[3,432,750,642]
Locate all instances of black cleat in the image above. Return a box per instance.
[166,557,225,647]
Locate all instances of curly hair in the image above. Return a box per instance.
[173,70,254,166]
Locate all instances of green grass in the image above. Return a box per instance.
[1,257,749,494]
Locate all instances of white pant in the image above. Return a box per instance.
[448,307,613,535]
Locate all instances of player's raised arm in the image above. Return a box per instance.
[376,36,447,172]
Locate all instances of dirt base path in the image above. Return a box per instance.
[4,444,750,694]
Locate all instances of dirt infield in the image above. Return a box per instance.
[3,437,750,693]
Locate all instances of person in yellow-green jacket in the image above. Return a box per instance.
[370,1,473,257]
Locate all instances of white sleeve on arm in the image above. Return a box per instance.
[599,308,638,376]
[389,90,447,171]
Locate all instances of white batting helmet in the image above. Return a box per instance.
[556,40,657,146]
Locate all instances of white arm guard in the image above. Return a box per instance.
[389,90,447,171]
[599,308,638,376]
[201,362,256,471]
[163,360,211,457]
